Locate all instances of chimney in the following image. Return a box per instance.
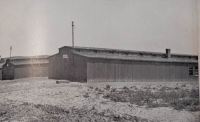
[166,49,171,58]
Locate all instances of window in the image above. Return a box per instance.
[93,50,98,53]
[63,54,68,58]
[139,53,143,56]
[189,66,193,76]
[194,66,198,76]
[109,51,114,54]
[189,66,198,76]
[124,52,129,55]
[152,54,156,57]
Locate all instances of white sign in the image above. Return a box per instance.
[63,54,68,58]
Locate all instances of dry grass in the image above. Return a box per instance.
[103,86,199,111]
[0,101,151,122]
[0,78,198,122]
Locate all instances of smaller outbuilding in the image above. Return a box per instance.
[0,55,49,80]
[2,59,15,80]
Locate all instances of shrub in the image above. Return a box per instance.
[189,89,199,98]
[181,84,186,87]
[103,86,199,111]
[89,86,93,89]
[159,86,172,91]
[83,93,89,98]
[105,85,111,90]
[189,105,199,112]
[123,86,129,90]
[95,87,99,91]
[111,88,116,92]
[170,98,199,111]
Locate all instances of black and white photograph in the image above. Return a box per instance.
[0,0,199,122]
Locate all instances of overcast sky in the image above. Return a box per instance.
[0,0,198,57]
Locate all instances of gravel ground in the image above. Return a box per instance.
[0,77,199,122]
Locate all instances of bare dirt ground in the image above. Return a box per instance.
[0,77,199,122]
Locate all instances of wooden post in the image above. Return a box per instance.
[10,46,12,59]
[72,21,75,81]
[72,21,74,48]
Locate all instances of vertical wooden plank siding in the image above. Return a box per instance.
[116,63,132,82]
[87,62,90,82]
[0,69,2,80]
[169,65,181,82]
[14,65,48,79]
[154,65,164,81]
[88,62,94,82]
[181,66,188,82]
[88,62,116,82]
[87,59,198,82]
[162,65,170,82]
[73,55,87,82]
[49,54,61,79]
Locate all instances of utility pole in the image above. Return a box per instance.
[72,21,75,81]
[72,21,74,48]
[10,46,12,59]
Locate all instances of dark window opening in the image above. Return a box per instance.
[189,66,198,76]
[139,53,143,56]
[189,66,193,76]
[123,52,129,55]
[194,66,198,76]
[109,51,114,54]
[152,54,156,57]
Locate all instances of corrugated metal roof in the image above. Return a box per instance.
[11,60,49,65]
[0,55,49,69]
[48,53,59,58]
[60,46,198,57]
[74,51,198,63]
[4,55,49,60]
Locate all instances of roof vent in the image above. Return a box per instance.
[166,49,171,58]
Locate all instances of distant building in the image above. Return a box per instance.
[49,46,198,82]
[2,59,15,80]
[0,55,49,80]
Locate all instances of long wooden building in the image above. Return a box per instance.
[49,46,198,82]
[0,55,49,80]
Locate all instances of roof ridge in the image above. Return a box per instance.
[60,46,198,57]
[73,51,198,63]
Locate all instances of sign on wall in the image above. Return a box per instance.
[63,54,68,58]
